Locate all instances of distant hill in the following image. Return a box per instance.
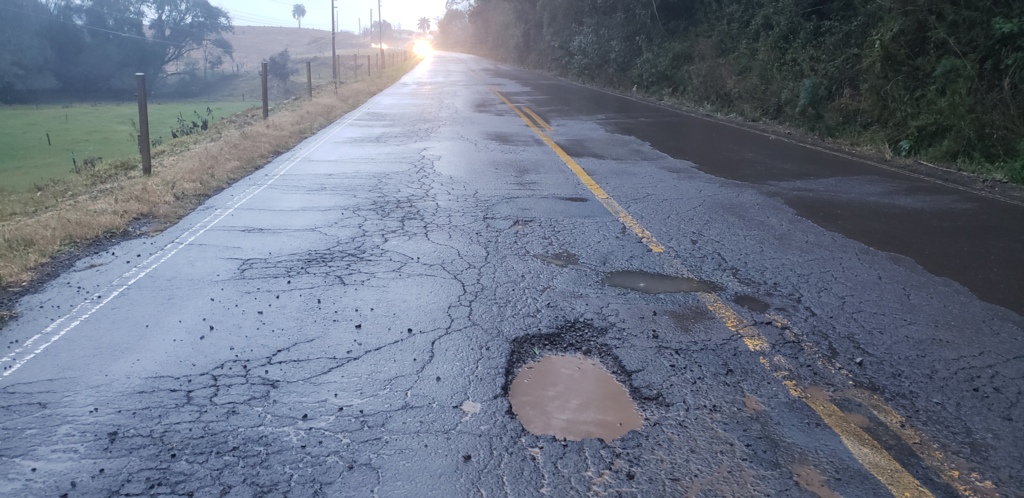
[214,26,367,69]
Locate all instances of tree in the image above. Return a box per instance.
[267,49,296,85]
[0,0,58,99]
[417,17,431,33]
[148,0,234,69]
[436,9,469,51]
[370,20,393,45]
[43,0,164,95]
[292,4,306,29]
[200,37,233,80]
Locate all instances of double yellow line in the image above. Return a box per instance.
[492,90,665,253]
[492,89,996,498]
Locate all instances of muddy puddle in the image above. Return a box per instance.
[509,355,643,443]
[533,251,580,267]
[602,270,720,294]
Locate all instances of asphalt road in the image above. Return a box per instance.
[2,53,1022,497]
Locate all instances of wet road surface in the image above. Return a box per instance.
[2,53,1022,497]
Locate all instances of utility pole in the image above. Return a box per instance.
[331,0,337,81]
[378,0,384,68]
[370,9,373,46]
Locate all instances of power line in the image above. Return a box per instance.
[0,4,185,47]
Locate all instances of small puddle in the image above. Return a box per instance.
[510,219,532,231]
[791,463,841,498]
[844,412,871,428]
[509,355,643,443]
[533,251,580,268]
[743,394,766,413]
[733,295,770,313]
[602,271,720,294]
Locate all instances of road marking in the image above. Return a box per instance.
[0,90,391,382]
[493,89,937,498]
[764,312,998,497]
[521,106,553,131]
[492,89,664,253]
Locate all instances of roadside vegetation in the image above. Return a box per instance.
[0,101,254,190]
[438,0,1024,184]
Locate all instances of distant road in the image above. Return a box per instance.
[1,52,1021,497]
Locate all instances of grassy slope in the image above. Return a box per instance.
[0,101,255,191]
[0,26,386,193]
[218,26,369,68]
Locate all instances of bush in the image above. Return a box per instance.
[267,49,297,85]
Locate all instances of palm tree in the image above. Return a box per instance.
[417,17,430,34]
[292,4,306,29]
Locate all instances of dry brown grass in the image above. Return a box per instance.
[0,60,418,288]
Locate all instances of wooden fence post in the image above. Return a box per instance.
[306,61,313,98]
[261,62,269,120]
[135,73,152,176]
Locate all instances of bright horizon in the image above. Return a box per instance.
[211,0,446,34]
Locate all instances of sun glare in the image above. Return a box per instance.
[413,40,434,57]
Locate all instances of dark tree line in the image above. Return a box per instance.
[0,0,233,102]
[440,0,1024,180]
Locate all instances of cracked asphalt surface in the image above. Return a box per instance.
[2,53,1023,497]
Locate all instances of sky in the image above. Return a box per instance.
[210,0,447,34]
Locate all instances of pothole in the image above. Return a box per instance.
[510,219,532,230]
[504,320,656,443]
[509,355,643,443]
[602,270,721,294]
[558,196,590,203]
[733,294,770,313]
[533,251,580,267]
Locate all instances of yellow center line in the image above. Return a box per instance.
[492,88,937,498]
[492,89,664,253]
[763,312,998,497]
[522,106,553,131]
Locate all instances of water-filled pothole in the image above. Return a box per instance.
[602,270,721,294]
[733,294,770,313]
[509,355,643,443]
[533,251,580,267]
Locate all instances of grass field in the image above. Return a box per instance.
[0,100,257,192]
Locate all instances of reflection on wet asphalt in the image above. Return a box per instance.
[0,52,1021,497]
[602,270,720,294]
[532,250,580,268]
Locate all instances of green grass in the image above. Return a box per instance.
[0,100,256,192]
